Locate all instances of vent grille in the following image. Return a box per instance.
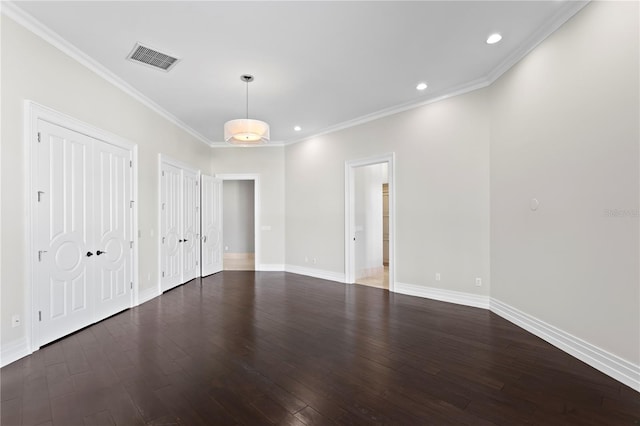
[127,43,179,72]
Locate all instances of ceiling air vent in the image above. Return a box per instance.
[126,42,180,72]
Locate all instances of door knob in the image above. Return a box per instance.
[184,239,188,242]
[179,239,184,243]
[86,251,94,257]
[96,250,106,256]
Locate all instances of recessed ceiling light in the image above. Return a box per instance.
[294,126,302,132]
[416,82,428,91]
[486,33,502,45]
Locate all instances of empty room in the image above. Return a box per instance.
[1,1,639,425]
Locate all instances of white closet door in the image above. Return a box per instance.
[201,175,223,276]
[93,142,132,321]
[182,169,200,282]
[161,163,182,291]
[36,120,94,346]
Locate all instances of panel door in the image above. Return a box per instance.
[161,163,182,291]
[201,175,223,276]
[182,168,200,282]
[36,120,94,346]
[93,141,133,321]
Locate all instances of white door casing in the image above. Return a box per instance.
[345,153,396,291]
[160,162,182,291]
[201,175,223,276]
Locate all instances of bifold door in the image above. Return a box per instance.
[201,175,223,276]
[35,119,133,347]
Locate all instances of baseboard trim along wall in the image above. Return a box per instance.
[395,282,491,309]
[0,336,30,368]
[285,265,346,283]
[490,298,640,392]
[257,264,285,272]
[392,281,639,392]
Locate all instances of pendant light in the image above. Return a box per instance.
[224,74,270,145]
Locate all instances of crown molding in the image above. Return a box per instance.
[2,0,590,149]
[209,140,287,148]
[283,1,590,147]
[486,0,590,83]
[285,75,492,146]
[1,1,214,147]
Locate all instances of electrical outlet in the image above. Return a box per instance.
[435,273,441,281]
[11,315,20,328]
[475,277,482,287]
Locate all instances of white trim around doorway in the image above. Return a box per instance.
[345,153,396,291]
[214,173,262,271]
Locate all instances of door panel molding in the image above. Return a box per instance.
[201,175,223,276]
[158,154,202,293]
[25,101,138,352]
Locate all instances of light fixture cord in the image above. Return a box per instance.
[245,80,249,119]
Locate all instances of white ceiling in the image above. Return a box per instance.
[11,1,587,146]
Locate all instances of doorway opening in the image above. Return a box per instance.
[215,174,261,271]
[345,154,395,291]
[223,180,255,270]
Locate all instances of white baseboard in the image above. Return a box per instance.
[395,282,490,309]
[285,264,346,283]
[490,298,640,392]
[257,264,285,271]
[1,336,31,368]
[138,285,160,305]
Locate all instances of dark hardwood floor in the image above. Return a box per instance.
[1,271,639,425]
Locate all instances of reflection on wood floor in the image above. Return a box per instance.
[356,266,389,289]
[223,252,255,271]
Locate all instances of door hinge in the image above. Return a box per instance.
[130,200,134,208]
[37,132,41,143]
[129,160,132,168]
[38,250,47,262]
[162,237,165,244]
[161,203,165,210]
[196,261,199,266]
[162,171,165,177]
[37,191,45,202]
[130,241,134,249]
[38,311,42,321]
[162,271,165,277]
[130,282,133,289]
[196,181,198,186]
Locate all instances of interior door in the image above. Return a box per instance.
[160,162,182,291]
[182,169,200,282]
[201,175,223,276]
[36,120,94,346]
[93,141,133,321]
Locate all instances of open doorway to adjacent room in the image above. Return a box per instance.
[345,154,395,291]
[222,179,256,270]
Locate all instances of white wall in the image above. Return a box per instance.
[1,15,212,354]
[490,1,639,365]
[354,164,384,279]
[223,180,255,253]
[285,88,491,293]
[211,147,285,268]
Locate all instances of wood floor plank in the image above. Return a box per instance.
[2,271,639,425]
